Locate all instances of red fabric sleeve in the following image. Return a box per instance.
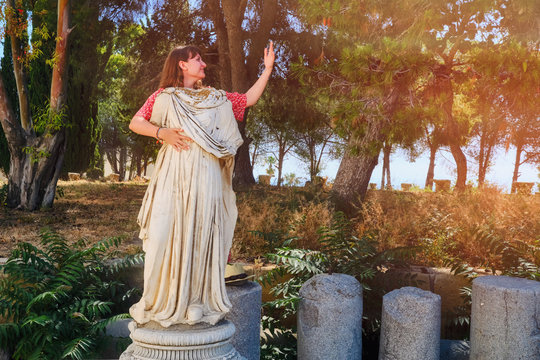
[135,88,164,120]
[226,92,247,121]
[136,89,246,122]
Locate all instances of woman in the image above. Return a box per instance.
[128,42,274,327]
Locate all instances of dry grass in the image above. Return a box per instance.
[1,181,538,267]
[0,181,334,259]
[232,186,333,259]
[357,188,540,266]
[0,180,144,256]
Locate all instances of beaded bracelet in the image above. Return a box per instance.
[156,127,163,140]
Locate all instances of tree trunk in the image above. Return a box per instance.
[511,143,523,193]
[207,0,231,90]
[0,0,70,210]
[143,156,148,176]
[220,0,277,187]
[425,144,437,189]
[277,145,284,188]
[221,0,249,92]
[105,150,119,174]
[438,68,467,190]
[477,132,487,187]
[332,144,380,215]
[449,143,467,190]
[233,116,255,188]
[381,142,391,190]
[7,0,32,132]
[119,147,127,181]
[333,87,398,213]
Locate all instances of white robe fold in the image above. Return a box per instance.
[129,87,243,327]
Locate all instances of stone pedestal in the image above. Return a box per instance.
[379,287,441,360]
[120,320,246,360]
[226,281,262,360]
[297,273,363,360]
[470,276,540,360]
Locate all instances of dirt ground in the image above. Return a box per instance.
[0,180,146,257]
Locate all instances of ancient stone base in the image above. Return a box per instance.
[119,320,246,360]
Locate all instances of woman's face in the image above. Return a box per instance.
[179,53,206,81]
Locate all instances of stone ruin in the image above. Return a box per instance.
[297,274,540,360]
[7,265,534,359]
[109,271,539,359]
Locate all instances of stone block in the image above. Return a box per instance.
[106,318,131,337]
[369,183,378,190]
[0,349,10,360]
[68,172,81,181]
[512,182,534,195]
[108,173,120,182]
[226,281,262,360]
[434,179,451,192]
[379,287,441,360]
[258,175,271,185]
[297,273,363,360]
[470,275,540,359]
[401,183,413,191]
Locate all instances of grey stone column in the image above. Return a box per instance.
[379,287,441,360]
[297,273,363,360]
[226,281,262,360]
[470,276,540,360]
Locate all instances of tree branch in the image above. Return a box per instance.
[50,0,72,115]
[6,0,32,133]
[0,75,25,153]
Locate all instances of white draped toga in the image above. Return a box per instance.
[129,87,243,327]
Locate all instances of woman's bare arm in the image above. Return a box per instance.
[245,41,275,107]
[129,115,192,151]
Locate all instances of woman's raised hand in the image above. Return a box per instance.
[161,128,193,151]
[264,41,275,70]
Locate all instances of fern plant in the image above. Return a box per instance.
[0,228,143,360]
[258,211,420,359]
[443,226,540,333]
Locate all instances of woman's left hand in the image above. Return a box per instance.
[264,41,275,70]
[245,41,275,107]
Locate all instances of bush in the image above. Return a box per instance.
[258,212,420,359]
[0,228,143,360]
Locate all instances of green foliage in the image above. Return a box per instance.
[32,102,69,134]
[258,212,419,358]
[264,156,276,177]
[448,227,540,281]
[260,315,297,360]
[22,146,51,164]
[441,226,540,332]
[0,228,143,360]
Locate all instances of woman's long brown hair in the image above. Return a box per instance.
[159,45,202,88]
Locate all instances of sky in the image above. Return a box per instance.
[253,147,539,193]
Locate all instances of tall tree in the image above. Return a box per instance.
[297,0,432,212]
[0,0,71,209]
[203,0,283,187]
[0,36,19,176]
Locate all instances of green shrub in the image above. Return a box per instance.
[0,228,143,360]
[258,212,420,359]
